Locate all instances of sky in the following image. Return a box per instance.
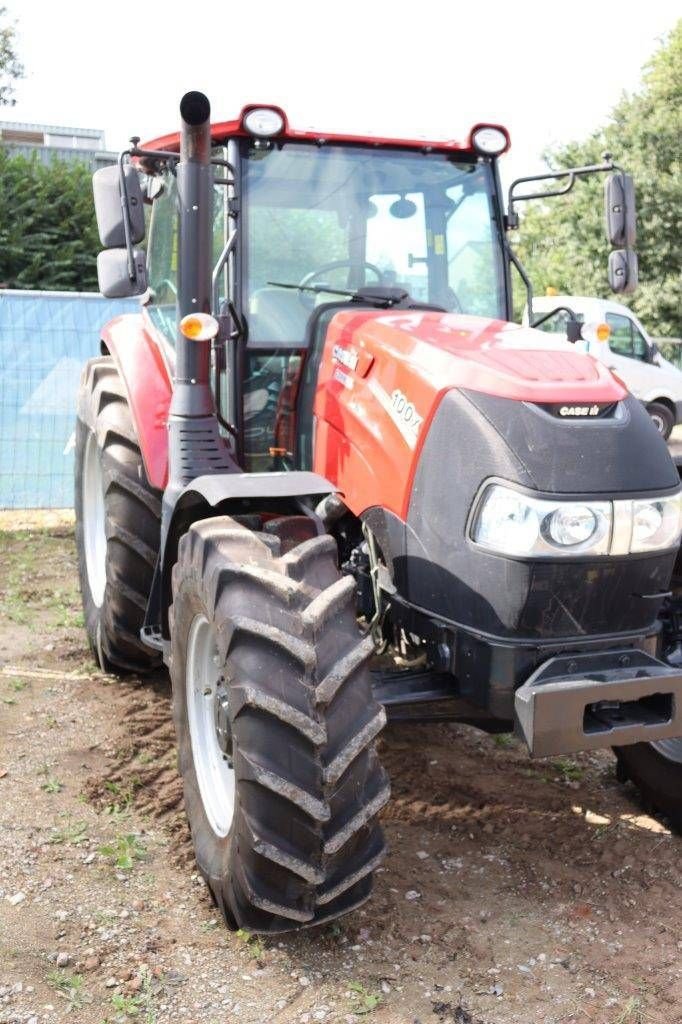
[3,0,679,187]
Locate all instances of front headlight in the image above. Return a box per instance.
[631,495,682,552]
[472,484,682,558]
[473,485,611,557]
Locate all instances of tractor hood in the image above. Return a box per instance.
[309,306,680,643]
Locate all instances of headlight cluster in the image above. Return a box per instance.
[472,483,682,558]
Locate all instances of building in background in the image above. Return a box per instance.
[0,121,117,170]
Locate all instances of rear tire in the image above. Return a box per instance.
[646,401,674,440]
[75,356,162,673]
[169,516,389,932]
[614,740,682,832]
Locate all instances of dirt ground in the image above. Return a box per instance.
[1,518,680,1024]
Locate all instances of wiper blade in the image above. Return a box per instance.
[267,280,357,298]
[267,281,409,307]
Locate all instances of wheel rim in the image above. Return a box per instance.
[83,431,107,608]
[186,614,235,837]
[649,412,666,435]
[651,737,682,764]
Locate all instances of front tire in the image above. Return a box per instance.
[75,357,162,673]
[614,739,682,832]
[170,516,389,932]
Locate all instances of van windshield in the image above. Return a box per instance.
[242,141,506,344]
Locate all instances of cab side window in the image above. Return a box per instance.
[146,170,178,346]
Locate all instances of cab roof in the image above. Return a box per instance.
[143,104,510,156]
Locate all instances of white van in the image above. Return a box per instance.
[525,295,682,439]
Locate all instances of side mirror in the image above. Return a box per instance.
[97,248,147,298]
[93,164,145,248]
[604,172,636,248]
[608,249,638,295]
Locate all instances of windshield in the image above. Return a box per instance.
[242,141,506,344]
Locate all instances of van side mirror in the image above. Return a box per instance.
[93,164,145,248]
[604,172,636,248]
[608,249,638,295]
[97,248,147,298]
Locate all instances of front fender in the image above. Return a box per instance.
[159,470,336,637]
[101,314,172,490]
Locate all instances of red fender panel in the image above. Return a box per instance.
[100,315,172,490]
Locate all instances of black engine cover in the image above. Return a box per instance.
[401,390,679,640]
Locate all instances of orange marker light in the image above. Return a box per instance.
[596,322,611,343]
[179,312,219,341]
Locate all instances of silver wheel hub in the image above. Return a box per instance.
[651,737,682,764]
[186,615,235,837]
[83,431,107,608]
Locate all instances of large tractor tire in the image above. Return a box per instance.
[75,356,162,673]
[169,516,389,932]
[614,740,682,832]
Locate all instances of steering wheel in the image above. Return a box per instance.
[297,260,384,309]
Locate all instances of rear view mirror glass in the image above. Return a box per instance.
[608,249,638,295]
[604,172,636,248]
[93,164,146,248]
[97,248,147,298]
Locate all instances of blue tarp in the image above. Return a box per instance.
[0,290,138,509]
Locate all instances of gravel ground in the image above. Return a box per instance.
[0,518,680,1024]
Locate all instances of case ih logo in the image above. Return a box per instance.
[558,404,601,417]
[332,345,359,372]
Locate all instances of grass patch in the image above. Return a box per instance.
[348,981,382,1015]
[41,777,64,794]
[613,996,646,1024]
[108,970,156,1023]
[235,928,265,962]
[552,757,584,782]
[49,820,89,846]
[47,970,88,1012]
[99,833,146,870]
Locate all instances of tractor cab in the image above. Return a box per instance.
[139,107,511,471]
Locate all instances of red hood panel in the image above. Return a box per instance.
[342,311,625,401]
[312,310,627,520]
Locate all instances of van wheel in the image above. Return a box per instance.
[646,402,674,440]
[169,516,389,932]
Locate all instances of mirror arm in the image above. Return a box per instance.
[531,305,579,329]
[127,139,236,177]
[506,156,616,229]
[117,152,138,285]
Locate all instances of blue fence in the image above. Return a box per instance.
[0,290,138,509]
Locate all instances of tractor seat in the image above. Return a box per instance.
[248,287,310,344]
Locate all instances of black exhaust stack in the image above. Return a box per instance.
[174,90,213,419]
[163,92,236,527]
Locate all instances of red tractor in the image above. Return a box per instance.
[76,92,682,933]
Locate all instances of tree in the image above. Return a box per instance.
[514,20,682,337]
[0,6,23,106]
[0,149,100,290]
